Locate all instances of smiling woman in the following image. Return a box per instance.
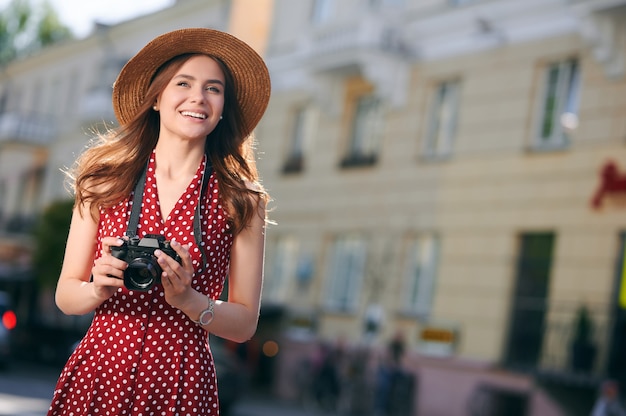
[47,28,271,416]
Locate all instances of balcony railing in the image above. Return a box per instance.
[0,112,58,146]
[0,213,38,235]
[311,18,409,56]
[270,14,412,74]
[508,300,612,385]
[568,0,626,12]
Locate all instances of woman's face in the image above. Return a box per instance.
[155,55,225,142]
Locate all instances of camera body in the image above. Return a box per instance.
[110,234,181,291]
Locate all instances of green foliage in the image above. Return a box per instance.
[32,199,74,289]
[0,0,73,65]
[35,1,72,48]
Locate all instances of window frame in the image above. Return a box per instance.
[324,234,367,313]
[340,93,383,168]
[402,233,440,318]
[422,79,461,159]
[264,235,298,304]
[449,0,480,5]
[533,57,580,151]
[311,0,334,24]
[369,0,406,8]
[282,104,316,174]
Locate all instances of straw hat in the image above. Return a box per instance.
[112,28,271,138]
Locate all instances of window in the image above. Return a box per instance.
[449,0,480,5]
[311,0,333,24]
[370,0,406,8]
[27,80,43,114]
[64,70,81,115]
[341,93,383,167]
[264,236,298,304]
[325,235,367,312]
[7,84,21,112]
[423,80,461,158]
[0,179,5,225]
[46,77,61,117]
[0,90,7,113]
[534,58,580,150]
[282,105,317,173]
[403,234,439,317]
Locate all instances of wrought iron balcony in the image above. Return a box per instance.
[268,14,413,108]
[506,300,612,385]
[0,112,58,146]
[568,0,626,12]
[273,15,412,74]
[0,213,37,235]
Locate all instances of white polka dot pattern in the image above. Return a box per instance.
[48,153,233,416]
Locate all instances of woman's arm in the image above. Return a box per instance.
[209,198,266,342]
[55,204,127,315]
[161,196,266,343]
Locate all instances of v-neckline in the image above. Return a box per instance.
[151,155,206,225]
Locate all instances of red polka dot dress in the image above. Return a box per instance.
[48,152,232,416]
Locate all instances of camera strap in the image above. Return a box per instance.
[126,154,213,266]
[126,165,148,239]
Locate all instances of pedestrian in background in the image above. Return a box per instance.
[47,27,271,415]
[591,380,626,416]
[375,331,416,416]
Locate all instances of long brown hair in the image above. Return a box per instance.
[67,53,268,235]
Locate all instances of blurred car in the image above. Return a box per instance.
[0,291,17,368]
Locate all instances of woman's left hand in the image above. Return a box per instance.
[156,240,196,308]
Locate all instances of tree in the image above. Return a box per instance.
[32,199,74,289]
[0,0,73,65]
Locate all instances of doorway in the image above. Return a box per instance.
[504,232,555,369]
[607,232,626,385]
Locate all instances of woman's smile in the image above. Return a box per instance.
[156,55,225,140]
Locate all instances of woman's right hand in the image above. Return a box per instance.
[90,236,127,300]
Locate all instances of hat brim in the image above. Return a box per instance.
[112,28,271,138]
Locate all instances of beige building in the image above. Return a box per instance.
[258,0,626,413]
[1,0,626,414]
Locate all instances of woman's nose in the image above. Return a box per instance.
[189,87,206,103]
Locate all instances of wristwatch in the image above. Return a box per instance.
[192,297,215,326]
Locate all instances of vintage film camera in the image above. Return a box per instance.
[110,234,181,291]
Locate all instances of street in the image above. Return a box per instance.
[0,361,58,416]
[0,361,311,416]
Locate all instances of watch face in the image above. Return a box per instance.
[200,310,214,326]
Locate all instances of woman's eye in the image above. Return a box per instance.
[206,86,221,93]
[177,81,189,87]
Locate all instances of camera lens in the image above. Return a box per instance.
[124,257,161,291]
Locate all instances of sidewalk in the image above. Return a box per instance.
[231,396,311,416]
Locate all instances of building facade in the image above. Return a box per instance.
[258,0,626,414]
